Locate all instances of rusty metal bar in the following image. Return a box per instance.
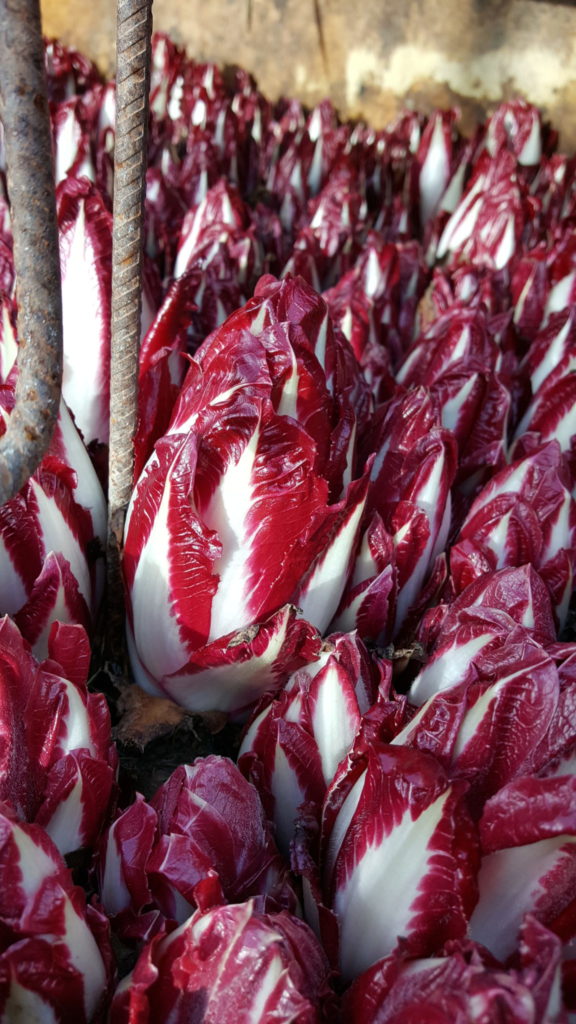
[107,0,153,659]
[0,0,63,505]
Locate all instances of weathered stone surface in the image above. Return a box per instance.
[40,0,576,149]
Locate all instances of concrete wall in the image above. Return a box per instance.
[40,0,576,150]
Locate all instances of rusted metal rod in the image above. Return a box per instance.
[107,0,153,660]
[0,0,63,505]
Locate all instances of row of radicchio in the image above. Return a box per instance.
[332,386,456,644]
[123,275,373,714]
[323,733,576,1019]
[275,567,576,1005]
[0,294,107,655]
[8,38,576,1020]
[123,270,576,714]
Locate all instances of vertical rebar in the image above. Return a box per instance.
[107,0,153,661]
[0,0,63,505]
